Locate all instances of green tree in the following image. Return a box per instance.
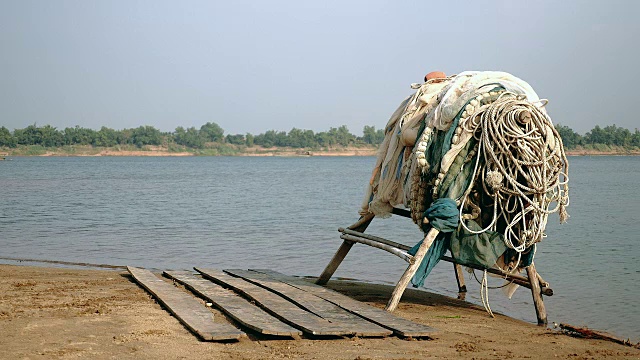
[93,127,119,147]
[555,124,582,149]
[225,134,245,145]
[14,124,39,145]
[332,125,355,146]
[0,126,16,147]
[254,130,277,147]
[63,126,97,145]
[287,128,305,147]
[131,125,162,147]
[584,125,607,144]
[631,129,640,147]
[315,131,335,147]
[174,126,205,148]
[200,122,224,142]
[245,133,254,147]
[362,125,385,145]
[40,125,64,147]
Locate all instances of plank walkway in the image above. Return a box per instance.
[164,271,302,337]
[249,269,437,338]
[127,266,245,341]
[196,267,366,337]
[224,269,392,337]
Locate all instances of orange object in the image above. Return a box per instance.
[424,71,446,82]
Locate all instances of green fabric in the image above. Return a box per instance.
[440,139,477,200]
[450,220,508,269]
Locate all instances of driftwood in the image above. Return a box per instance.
[559,323,639,348]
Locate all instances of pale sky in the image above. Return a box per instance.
[1,1,638,135]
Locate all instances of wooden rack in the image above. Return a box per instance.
[316,208,551,326]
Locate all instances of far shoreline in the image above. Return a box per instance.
[2,144,640,158]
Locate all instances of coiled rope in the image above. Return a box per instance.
[459,92,569,256]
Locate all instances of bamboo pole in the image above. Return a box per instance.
[340,234,414,263]
[453,263,467,300]
[385,228,440,312]
[440,255,553,296]
[339,228,411,251]
[526,263,547,326]
[347,212,376,232]
[316,213,375,285]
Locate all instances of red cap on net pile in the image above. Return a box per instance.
[424,71,446,82]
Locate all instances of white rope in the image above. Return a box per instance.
[458,92,569,254]
[480,269,495,318]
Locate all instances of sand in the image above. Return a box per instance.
[1,264,637,360]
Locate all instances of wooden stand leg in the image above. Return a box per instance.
[316,213,375,285]
[454,263,467,301]
[385,228,440,312]
[316,240,355,285]
[526,263,547,326]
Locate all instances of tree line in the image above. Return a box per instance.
[0,122,638,150]
[0,123,386,149]
[554,124,640,149]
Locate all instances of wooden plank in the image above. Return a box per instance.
[195,267,356,337]
[224,269,392,337]
[250,269,437,338]
[126,266,244,341]
[164,271,301,337]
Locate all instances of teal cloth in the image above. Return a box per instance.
[422,198,460,233]
[410,198,459,287]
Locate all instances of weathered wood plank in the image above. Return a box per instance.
[126,266,244,341]
[224,269,392,337]
[194,267,355,337]
[250,269,437,338]
[164,271,301,337]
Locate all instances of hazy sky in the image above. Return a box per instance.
[1,1,638,135]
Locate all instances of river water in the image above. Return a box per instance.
[0,156,638,341]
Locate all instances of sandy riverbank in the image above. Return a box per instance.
[0,264,637,359]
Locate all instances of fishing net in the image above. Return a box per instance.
[361,71,569,286]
